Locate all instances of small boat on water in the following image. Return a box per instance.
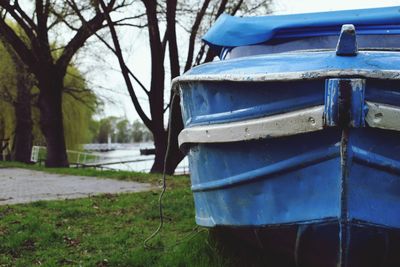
[175,6,400,267]
[139,148,155,155]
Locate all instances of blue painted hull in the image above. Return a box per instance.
[178,24,400,266]
[188,127,400,228]
[185,107,400,267]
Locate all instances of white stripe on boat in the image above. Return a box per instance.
[178,102,400,146]
[172,70,400,90]
[178,106,324,146]
[365,101,400,131]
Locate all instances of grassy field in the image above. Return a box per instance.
[0,162,271,267]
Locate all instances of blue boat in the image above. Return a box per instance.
[174,6,400,267]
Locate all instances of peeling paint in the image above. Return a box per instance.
[365,101,400,131]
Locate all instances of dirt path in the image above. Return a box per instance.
[0,168,154,205]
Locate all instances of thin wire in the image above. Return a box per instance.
[143,91,178,249]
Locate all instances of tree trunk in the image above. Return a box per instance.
[144,0,167,174]
[0,38,33,163]
[163,0,185,174]
[163,93,184,175]
[37,74,69,167]
[12,65,33,163]
[151,128,167,173]
[150,95,185,175]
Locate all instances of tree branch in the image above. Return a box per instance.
[12,0,37,31]
[184,0,211,72]
[98,0,152,129]
[231,0,244,15]
[200,0,229,64]
[0,0,40,54]
[36,0,52,60]
[216,0,229,17]
[64,0,150,98]
[56,0,111,73]
[0,15,37,69]
[63,87,97,112]
[48,7,78,31]
[113,13,148,23]
[92,29,150,96]
[114,22,148,28]
[166,0,180,78]
[141,0,166,132]
[192,0,229,66]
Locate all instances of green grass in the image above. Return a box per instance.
[0,162,273,266]
[0,184,220,266]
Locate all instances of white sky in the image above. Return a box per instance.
[274,0,400,14]
[92,0,400,122]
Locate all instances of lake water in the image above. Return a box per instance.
[91,143,189,175]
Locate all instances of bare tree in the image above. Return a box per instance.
[95,0,272,174]
[0,0,125,167]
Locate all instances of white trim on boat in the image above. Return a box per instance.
[365,101,400,131]
[171,70,400,91]
[178,102,400,146]
[178,106,324,146]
